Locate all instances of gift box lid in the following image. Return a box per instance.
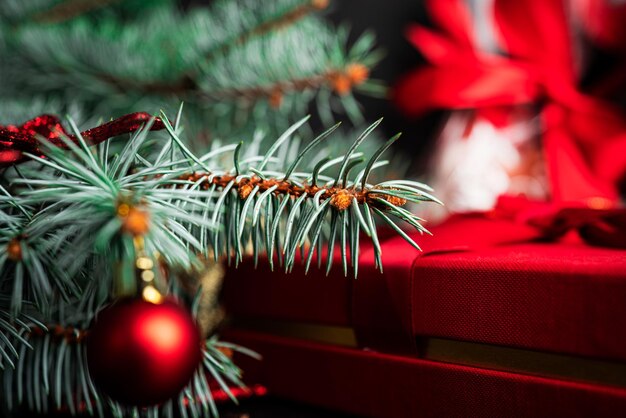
[354,215,626,362]
[224,214,626,362]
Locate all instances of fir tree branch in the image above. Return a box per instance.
[196,63,371,106]
[173,171,409,211]
[0,110,437,417]
[199,0,330,63]
[44,0,338,102]
[2,0,380,138]
[32,0,123,24]
[3,110,437,286]
[0,299,40,370]
[93,61,371,107]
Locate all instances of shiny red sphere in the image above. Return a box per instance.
[86,298,202,406]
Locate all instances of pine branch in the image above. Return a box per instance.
[0,0,171,25]
[1,1,381,138]
[0,108,435,308]
[3,110,437,282]
[33,0,123,24]
[0,204,80,320]
[0,297,42,371]
[198,0,330,65]
[197,63,370,106]
[9,0,340,97]
[0,109,439,417]
[0,1,396,415]
[172,168,407,210]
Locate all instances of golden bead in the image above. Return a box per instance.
[141,270,155,282]
[142,285,163,304]
[136,256,154,270]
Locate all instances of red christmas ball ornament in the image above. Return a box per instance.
[86,298,202,407]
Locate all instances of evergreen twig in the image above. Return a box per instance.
[0,110,438,417]
[199,0,330,64]
[33,0,123,23]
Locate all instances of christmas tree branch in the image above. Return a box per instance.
[1,1,381,138]
[196,63,370,106]
[0,296,43,370]
[199,0,330,64]
[33,0,123,24]
[90,6,372,107]
[155,112,437,273]
[0,0,394,415]
[0,108,438,417]
[3,108,437,308]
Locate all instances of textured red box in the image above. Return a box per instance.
[223,330,626,418]
[353,215,626,361]
[222,214,626,416]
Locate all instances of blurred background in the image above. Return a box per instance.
[187,0,440,164]
[4,0,624,219]
[331,0,626,218]
[188,0,626,220]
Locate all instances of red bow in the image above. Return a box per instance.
[493,195,626,249]
[0,112,165,166]
[394,0,626,204]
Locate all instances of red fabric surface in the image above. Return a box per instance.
[412,215,626,360]
[222,251,354,326]
[225,330,626,418]
[352,214,541,354]
[361,215,626,360]
[222,214,537,328]
[410,241,626,361]
[224,215,626,361]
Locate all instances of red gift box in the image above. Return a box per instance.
[222,214,626,417]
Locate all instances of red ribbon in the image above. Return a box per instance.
[493,195,626,249]
[393,0,626,204]
[0,112,165,166]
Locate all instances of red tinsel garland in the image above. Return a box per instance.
[0,112,165,166]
